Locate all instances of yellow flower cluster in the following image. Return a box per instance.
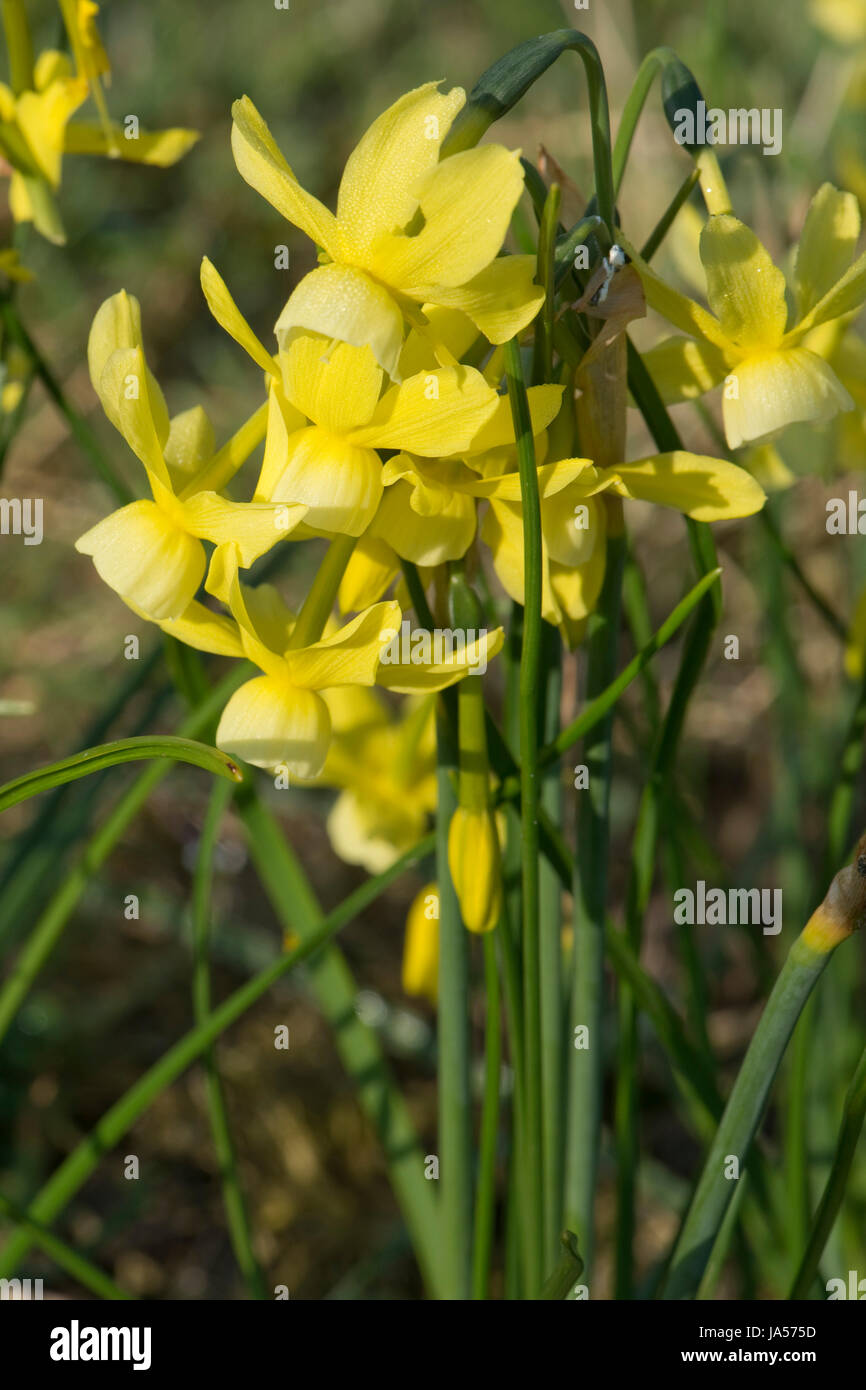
[0,0,197,243]
[76,81,779,986]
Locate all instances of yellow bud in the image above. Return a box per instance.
[402,883,440,1004]
[447,806,501,934]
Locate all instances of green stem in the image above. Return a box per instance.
[472,931,502,1300]
[505,334,545,1294]
[1,0,34,94]
[441,30,615,236]
[0,1189,132,1300]
[611,46,677,193]
[790,1042,866,1298]
[289,534,358,648]
[193,781,266,1299]
[434,704,472,1299]
[565,512,626,1277]
[663,919,856,1300]
[538,625,563,1274]
[532,183,561,388]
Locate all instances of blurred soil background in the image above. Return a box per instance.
[1,0,866,1298]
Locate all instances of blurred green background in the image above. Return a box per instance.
[1,0,865,1299]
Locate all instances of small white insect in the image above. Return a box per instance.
[590,244,630,306]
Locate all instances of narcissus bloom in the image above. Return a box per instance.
[75,293,298,620]
[368,384,564,565]
[255,331,500,536]
[314,688,436,873]
[483,450,766,640]
[0,31,197,242]
[631,185,866,448]
[231,84,543,378]
[200,546,503,779]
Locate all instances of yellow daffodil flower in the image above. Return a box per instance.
[630,185,866,449]
[483,449,767,641]
[255,331,501,536]
[230,84,543,378]
[367,384,564,566]
[75,292,299,620]
[313,689,436,873]
[197,544,502,778]
[0,3,197,242]
[196,258,502,538]
[402,883,440,1005]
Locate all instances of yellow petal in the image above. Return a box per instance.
[64,122,199,164]
[607,452,766,520]
[465,384,562,455]
[75,499,204,619]
[230,96,339,255]
[338,535,400,612]
[448,806,501,933]
[787,244,866,342]
[368,144,525,291]
[795,183,861,318]
[402,883,440,1003]
[287,601,402,690]
[155,600,245,658]
[282,332,383,433]
[377,626,504,692]
[217,675,331,778]
[200,258,276,375]
[97,347,177,508]
[722,348,854,448]
[275,264,405,379]
[254,381,309,502]
[700,215,788,349]
[550,549,607,639]
[336,82,464,254]
[623,240,732,354]
[542,490,605,565]
[88,293,169,444]
[481,500,561,628]
[371,476,477,565]
[458,457,595,501]
[327,790,403,874]
[165,406,215,481]
[180,490,304,565]
[641,334,728,403]
[422,254,545,344]
[398,305,481,377]
[267,424,383,536]
[349,365,497,454]
[16,77,87,185]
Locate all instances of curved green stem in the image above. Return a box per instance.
[472,930,502,1300]
[441,29,615,236]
